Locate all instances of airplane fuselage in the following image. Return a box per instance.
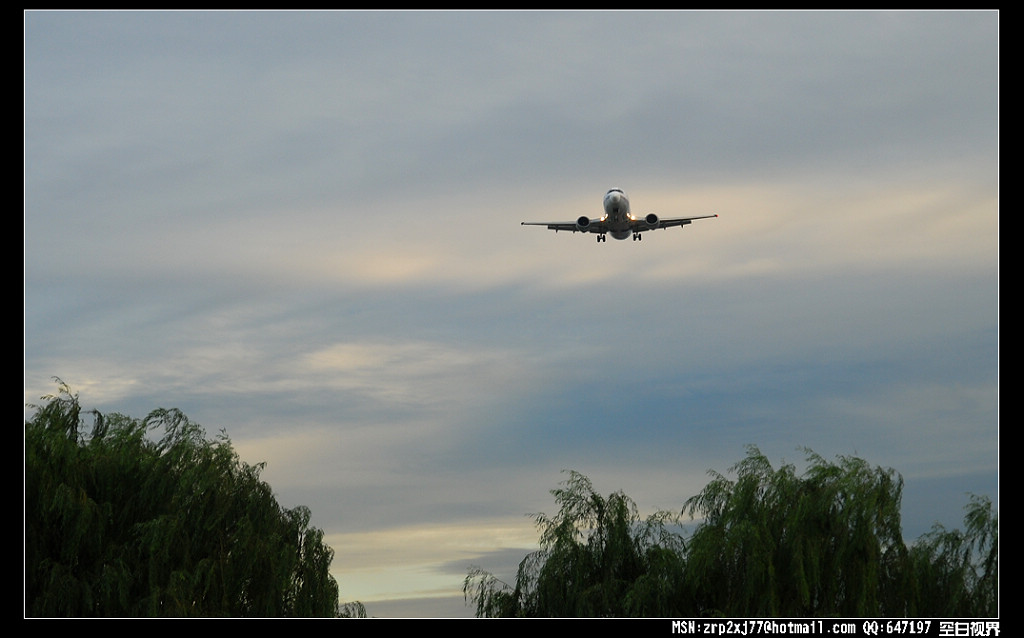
[601,188,634,240]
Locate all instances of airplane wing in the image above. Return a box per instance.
[520,219,607,233]
[521,213,716,238]
[637,214,718,231]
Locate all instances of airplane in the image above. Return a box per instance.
[521,188,717,242]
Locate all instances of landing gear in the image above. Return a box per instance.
[597,234,607,243]
[632,233,642,241]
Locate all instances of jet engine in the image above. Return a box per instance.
[576,216,592,232]
[643,213,660,229]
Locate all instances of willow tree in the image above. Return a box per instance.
[464,471,688,617]
[682,445,910,617]
[907,494,998,617]
[25,381,340,617]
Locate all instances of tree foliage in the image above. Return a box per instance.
[464,470,688,617]
[25,380,340,617]
[465,446,997,618]
[907,494,998,617]
[683,446,910,616]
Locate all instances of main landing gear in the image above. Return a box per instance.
[597,234,607,242]
[632,233,642,241]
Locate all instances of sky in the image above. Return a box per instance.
[24,11,998,617]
